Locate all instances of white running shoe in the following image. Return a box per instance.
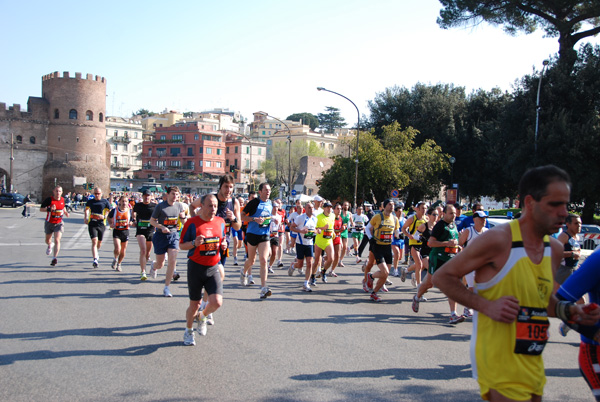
[111,258,117,270]
[240,271,248,286]
[260,287,272,299]
[206,313,214,326]
[411,275,417,288]
[46,244,53,256]
[183,329,196,346]
[248,275,255,285]
[150,261,158,279]
[198,317,208,336]
[288,261,295,276]
[163,286,172,297]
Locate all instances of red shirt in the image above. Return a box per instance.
[180,216,226,266]
[277,209,286,233]
[41,196,65,224]
[333,215,343,245]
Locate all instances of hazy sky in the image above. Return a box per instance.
[2,0,598,124]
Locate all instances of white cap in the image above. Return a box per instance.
[313,195,323,202]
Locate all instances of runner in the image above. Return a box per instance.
[311,201,335,286]
[352,206,368,264]
[150,186,187,297]
[287,200,303,256]
[240,183,273,299]
[108,196,133,272]
[180,194,227,344]
[401,201,428,285]
[338,201,354,266]
[268,202,283,274]
[289,201,318,291]
[391,203,406,277]
[275,199,286,267]
[330,203,345,277]
[84,187,110,268]
[40,186,70,266]
[434,165,583,401]
[133,190,157,281]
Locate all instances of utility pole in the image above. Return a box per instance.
[9,132,15,192]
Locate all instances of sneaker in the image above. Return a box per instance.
[240,271,248,286]
[412,295,419,313]
[361,263,366,273]
[260,287,272,299]
[392,269,399,277]
[46,244,53,256]
[463,307,473,318]
[150,261,157,278]
[385,279,393,286]
[322,271,328,283]
[411,275,417,288]
[381,284,389,292]
[206,313,214,326]
[315,270,322,279]
[418,296,428,302]
[338,261,345,267]
[92,259,98,269]
[233,257,239,266]
[115,264,122,272]
[303,283,312,292]
[400,267,407,282]
[356,257,362,264]
[288,261,295,276]
[310,277,317,287]
[50,258,57,266]
[140,272,147,281]
[329,271,338,278]
[198,317,208,336]
[163,286,173,298]
[370,292,382,302]
[268,266,274,274]
[111,258,117,270]
[366,273,374,290]
[183,329,196,346]
[449,313,465,324]
[248,275,255,285]
[559,322,571,337]
[172,272,181,281]
[277,261,284,268]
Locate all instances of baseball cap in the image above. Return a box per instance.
[313,195,323,202]
[143,190,152,196]
[473,210,488,218]
[323,201,333,208]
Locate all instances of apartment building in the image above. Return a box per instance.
[105,117,144,180]
[224,132,267,193]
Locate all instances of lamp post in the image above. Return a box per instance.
[266,114,291,204]
[316,87,360,211]
[534,59,550,162]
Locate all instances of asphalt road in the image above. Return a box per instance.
[0,206,593,401]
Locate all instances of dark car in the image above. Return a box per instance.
[0,193,26,208]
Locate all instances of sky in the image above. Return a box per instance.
[1,0,599,125]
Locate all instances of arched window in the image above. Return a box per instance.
[30,136,36,144]
[54,109,59,119]
[16,135,23,144]
[86,110,93,121]
[69,109,78,119]
[99,113,104,122]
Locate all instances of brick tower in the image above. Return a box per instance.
[41,71,110,197]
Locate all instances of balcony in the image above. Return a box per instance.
[112,136,131,144]
[166,165,194,171]
[111,162,131,170]
[152,139,184,144]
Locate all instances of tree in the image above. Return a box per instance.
[317,106,346,133]
[286,113,319,131]
[133,108,155,117]
[270,140,326,192]
[437,0,600,71]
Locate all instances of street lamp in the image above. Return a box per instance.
[316,87,360,211]
[266,114,291,204]
[534,59,550,162]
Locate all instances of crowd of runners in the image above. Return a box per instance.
[36,166,600,401]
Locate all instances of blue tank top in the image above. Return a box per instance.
[247,199,272,236]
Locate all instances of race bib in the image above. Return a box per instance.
[137,219,151,228]
[379,232,393,244]
[322,229,333,239]
[259,217,271,228]
[444,246,459,254]
[514,306,549,355]
[198,237,220,256]
[90,213,104,221]
[304,230,316,239]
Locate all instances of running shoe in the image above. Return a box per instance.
[111,258,117,270]
[361,263,366,273]
[370,292,382,302]
[315,270,321,278]
[50,258,57,266]
[418,296,428,302]
[150,266,158,280]
[329,271,338,278]
[183,329,196,346]
[310,277,317,287]
[259,287,272,299]
[115,264,122,272]
[198,317,208,336]
[400,267,407,282]
[412,295,419,313]
[321,271,328,283]
[303,283,312,292]
[172,271,181,281]
[206,313,214,326]
[448,313,465,324]
[366,273,374,290]
[385,279,393,286]
[463,307,473,318]
[140,272,147,281]
[248,275,255,285]
[392,269,399,277]
[92,259,98,269]
[46,244,53,256]
[233,257,239,266]
[277,261,284,268]
[381,284,389,292]
[558,322,571,337]
[288,261,295,276]
[240,271,248,286]
[338,261,345,267]
[268,266,274,274]
[356,257,362,264]
[411,274,417,288]
[163,286,173,298]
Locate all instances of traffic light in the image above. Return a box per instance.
[230,165,235,172]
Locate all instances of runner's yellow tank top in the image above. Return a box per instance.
[471,219,553,399]
[408,216,426,246]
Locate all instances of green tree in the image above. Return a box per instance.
[271,140,326,193]
[286,113,319,131]
[317,106,346,133]
[133,108,155,117]
[437,0,600,71]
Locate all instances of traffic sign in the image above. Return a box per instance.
[291,189,297,196]
[390,189,399,198]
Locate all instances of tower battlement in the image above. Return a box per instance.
[42,71,106,84]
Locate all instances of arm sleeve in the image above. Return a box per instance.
[40,197,51,208]
[365,222,374,239]
[243,198,259,216]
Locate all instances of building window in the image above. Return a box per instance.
[246,159,249,167]
[93,138,96,144]
[123,144,128,152]
[77,137,79,143]
[86,110,93,121]
[114,130,118,137]
[226,147,230,154]
[30,136,36,144]
[114,143,118,151]
[217,149,222,155]
[172,134,183,141]
[69,109,78,119]
[16,135,23,144]
[194,134,199,140]
[187,148,194,156]
[160,135,166,140]
[246,147,250,154]
[134,132,138,138]
[206,161,211,167]
[199,147,203,154]
[262,131,266,135]
[206,148,212,154]
[198,160,203,167]
[124,131,129,138]
[257,160,261,168]
[171,160,181,167]
[171,147,180,156]
[258,148,261,155]
[216,162,222,168]
[267,140,272,145]
[99,113,103,122]
[58,136,61,142]
[54,109,59,119]
[113,156,118,164]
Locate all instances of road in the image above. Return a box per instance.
[0,206,593,401]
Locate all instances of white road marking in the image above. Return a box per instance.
[64,224,89,249]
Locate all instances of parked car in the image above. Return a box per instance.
[487,217,512,229]
[0,193,26,208]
